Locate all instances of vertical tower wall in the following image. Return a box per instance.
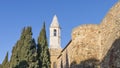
[49,15,62,68]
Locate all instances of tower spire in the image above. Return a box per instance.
[50,15,60,28]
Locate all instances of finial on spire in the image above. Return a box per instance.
[54,14,57,19]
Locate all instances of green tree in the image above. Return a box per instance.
[0,64,2,68]
[10,27,39,68]
[37,22,50,68]
[2,52,9,68]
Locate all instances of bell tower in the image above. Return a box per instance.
[50,15,61,48]
[49,15,62,68]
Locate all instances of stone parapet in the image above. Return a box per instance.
[72,24,99,40]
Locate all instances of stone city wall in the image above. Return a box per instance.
[55,1,120,68]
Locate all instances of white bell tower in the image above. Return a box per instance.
[50,15,61,48]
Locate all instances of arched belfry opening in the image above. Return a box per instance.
[54,29,57,36]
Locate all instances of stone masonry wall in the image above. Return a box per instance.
[100,2,120,68]
[57,25,101,68]
[49,48,62,68]
[56,1,120,68]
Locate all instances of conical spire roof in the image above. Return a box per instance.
[50,15,60,28]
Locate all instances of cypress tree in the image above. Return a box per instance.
[0,64,2,68]
[37,22,50,68]
[2,52,9,68]
[10,27,39,68]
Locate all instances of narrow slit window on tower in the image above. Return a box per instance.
[54,29,57,36]
[53,62,57,68]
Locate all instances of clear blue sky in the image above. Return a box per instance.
[0,0,118,64]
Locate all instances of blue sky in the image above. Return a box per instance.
[0,0,118,64]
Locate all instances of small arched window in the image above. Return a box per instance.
[54,29,57,36]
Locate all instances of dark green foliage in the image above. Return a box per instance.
[2,52,8,65]
[1,25,51,68]
[0,64,2,68]
[10,27,39,68]
[1,52,9,68]
[37,22,51,68]
[15,60,29,68]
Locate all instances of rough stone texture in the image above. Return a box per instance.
[49,48,62,68]
[56,25,101,68]
[71,24,100,63]
[50,1,120,68]
[100,2,120,68]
